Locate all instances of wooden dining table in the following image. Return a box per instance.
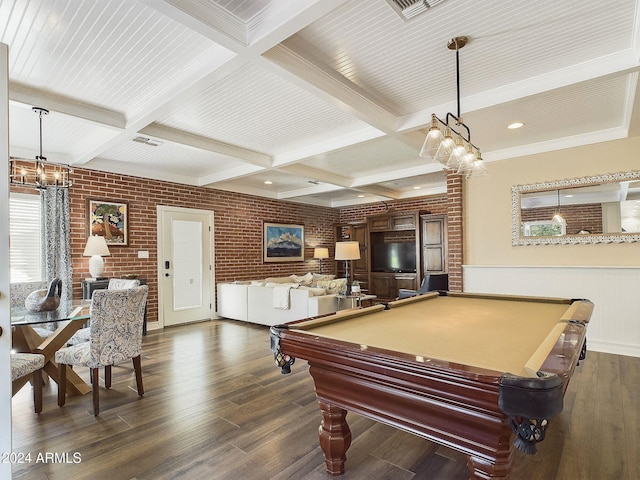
[11,302,92,396]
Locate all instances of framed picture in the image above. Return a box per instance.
[263,222,304,262]
[87,199,129,246]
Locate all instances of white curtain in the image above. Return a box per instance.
[40,187,72,306]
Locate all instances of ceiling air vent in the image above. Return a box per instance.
[132,136,162,147]
[385,0,448,20]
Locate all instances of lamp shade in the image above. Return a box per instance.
[335,241,360,260]
[313,247,329,259]
[83,235,111,257]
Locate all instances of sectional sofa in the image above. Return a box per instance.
[217,273,347,326]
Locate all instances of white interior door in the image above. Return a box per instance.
[158,206,213,326]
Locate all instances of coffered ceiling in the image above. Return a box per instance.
[3,0,640,207]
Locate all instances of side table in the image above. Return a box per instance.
[338,294,377,310]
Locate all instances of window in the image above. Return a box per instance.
[9,193,42,282]
[522,220,566,237]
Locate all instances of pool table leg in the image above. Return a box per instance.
[318,399,352,476]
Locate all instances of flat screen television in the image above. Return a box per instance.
[371,242,416,273]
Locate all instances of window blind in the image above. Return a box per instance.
[9,193,42,282]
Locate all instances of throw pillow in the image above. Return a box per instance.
[311,273,336,287]
[289,272,313,286]
[316,278,347,295]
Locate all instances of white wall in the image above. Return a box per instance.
[464,265,640,357]
[464,137,640,357]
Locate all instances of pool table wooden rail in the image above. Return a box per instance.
[270,293,593,479]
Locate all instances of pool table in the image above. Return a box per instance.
[269,292,593,479]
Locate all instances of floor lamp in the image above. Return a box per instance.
[335,241,360,295]
[314,247,329,274]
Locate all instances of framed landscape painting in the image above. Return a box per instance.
[87,199,129,246]
[263,222,304,262]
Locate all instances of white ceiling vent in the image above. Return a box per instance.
[385,0,448,20]
[132,136,163,147]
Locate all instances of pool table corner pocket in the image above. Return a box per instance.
[499,371,564,454]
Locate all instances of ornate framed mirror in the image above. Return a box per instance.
[512,171,640,245]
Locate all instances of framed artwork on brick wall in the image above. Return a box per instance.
[87,198,129,246]
[263,222,304,262]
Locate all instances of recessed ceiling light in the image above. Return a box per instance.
[357,194,365,198]
[507,122,524,129]
[264,180,273,185]
[413,186,421,190]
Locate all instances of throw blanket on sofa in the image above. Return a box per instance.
[273,284,299,309]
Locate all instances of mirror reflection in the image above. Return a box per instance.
[512,171,640,245]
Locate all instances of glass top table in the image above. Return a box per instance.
[11,301,92,396]
[11,302,90,326]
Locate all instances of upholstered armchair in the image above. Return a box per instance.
[11,353,46,413]
[55,285,148,416]
[67,278,141,345]
[397,273,449,299]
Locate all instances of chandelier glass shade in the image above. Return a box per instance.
[9,107,72,189]
[419,37,487,178]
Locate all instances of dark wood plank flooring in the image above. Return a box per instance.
[11,319,639,480]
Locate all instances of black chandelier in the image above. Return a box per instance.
[9,107,72,189]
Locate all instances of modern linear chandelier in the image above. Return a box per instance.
[419,36,487,178]
[9,107,72,189]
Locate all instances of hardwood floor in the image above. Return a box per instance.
[11,319,640,480]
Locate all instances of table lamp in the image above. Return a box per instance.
[335,241,360,295]
[313,247,329,273]
[83,235,111,280]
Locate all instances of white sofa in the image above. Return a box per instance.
[217,274,345,326]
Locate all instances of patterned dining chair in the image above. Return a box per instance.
[11,353,46,413]
[55,285,148,416]
[107,278,141,290]
[67,278,141,345]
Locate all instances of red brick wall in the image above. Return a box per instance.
[446,172,463,292]
[12,167,339,324]
[11,168,464,323]
[521,203,603,234]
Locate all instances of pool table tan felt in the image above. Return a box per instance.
[270,291,593,479]
[296,292,588,377]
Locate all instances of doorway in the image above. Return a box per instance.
[157,206,214,327]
